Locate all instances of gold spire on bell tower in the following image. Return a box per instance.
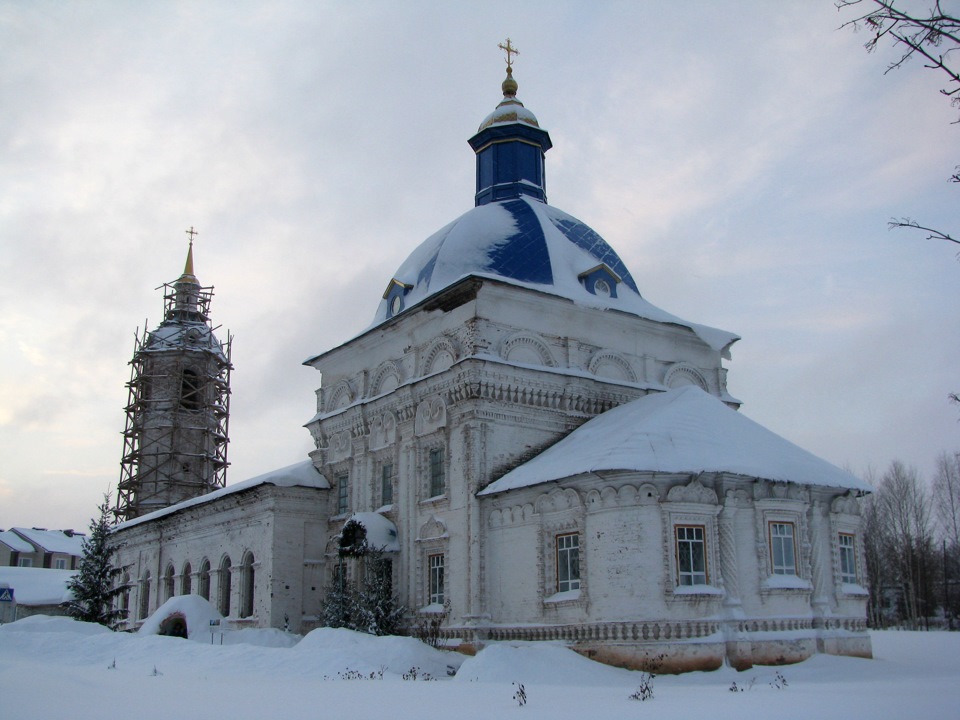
[498,37,519,97]
[179,226,199,283]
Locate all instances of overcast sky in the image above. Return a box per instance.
[2,1,957,531]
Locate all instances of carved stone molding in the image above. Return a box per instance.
[414,395,447,436]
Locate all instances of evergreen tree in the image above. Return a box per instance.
[64,496,127,629]
[321,520,404,635]
[354,548,405,636]
[321,558,355,629]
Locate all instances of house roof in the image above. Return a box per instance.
[0,530,36,553]
[479,386,869,496]
[10,528,85,556]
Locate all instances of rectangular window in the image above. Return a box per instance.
[336,473,349,515]
[381,462,394,506]
[428,553,445,605]
[54,558,67,570]
[770,522,797,575]
[428,448,445,497]
[556,533,581,593]
[839,533,858,584]
[18,557,33,568]
[676,525,708,585]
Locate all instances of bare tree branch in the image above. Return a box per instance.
[889,217,959,244]
[837,0,960,120]
[839,1,958,248]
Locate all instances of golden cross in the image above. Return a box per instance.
[185,226,198,245]
[498,38,519,68]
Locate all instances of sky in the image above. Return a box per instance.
[1,1,957,531]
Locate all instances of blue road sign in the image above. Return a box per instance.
[0,588,14,602]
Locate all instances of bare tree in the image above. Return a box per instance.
[837,0,959,246]
[933,452,960,548]
[932,452,960,624]
[862,461,936,628]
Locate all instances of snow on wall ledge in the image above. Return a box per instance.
[480,386,869,495]
[113,460,329,531]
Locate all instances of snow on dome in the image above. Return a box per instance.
[479,386,870,495]
[339,512,400,552]
[145,321,228,361]
[478,97,541,131]
[372,196,738,352]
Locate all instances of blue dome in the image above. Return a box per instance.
[366,68,738,355]
[372,197,737,353]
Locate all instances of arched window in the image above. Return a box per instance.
[139,571,152,620]
[119,572,131,618]
[180,368,203,411]
[240,552,255,619]
[198,559,211,600]
[218,556,232,617]
[163,564,175,601]
[181,561,193,595]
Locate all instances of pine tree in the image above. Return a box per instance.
[355,548,405,636]
[321,526,404,635]
[64,496,127,629]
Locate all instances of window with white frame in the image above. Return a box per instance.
[381,462,394,506]
[18,557,33,567]
[839,533,858,584]
[336,472,349,515]
[556,533,580,593]
[675,525,708,585]
[54,558,68,570]
[769,522,797,575]
[428,553,444,605]
[428,448,445,497]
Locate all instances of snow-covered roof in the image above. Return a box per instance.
[369,197,738,353]
[480,386,869,495]
[10,528,85,556]
[145,320,228,361]
[0,567,75,605]
[0,530,36,553]
[114,460,329,531]
[341,512,400,552]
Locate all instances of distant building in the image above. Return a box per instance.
[0,528,84,570]
[112,53,871,671]
[0,566,76,622]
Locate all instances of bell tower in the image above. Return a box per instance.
[115,229,233,521]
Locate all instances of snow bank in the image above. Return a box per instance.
[137,594,222,641]
[292,627,461,678]
[454,642,639,685]
[0,614,111,636]
[220,628,300,648]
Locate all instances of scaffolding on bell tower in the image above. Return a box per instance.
[115,239,233,522]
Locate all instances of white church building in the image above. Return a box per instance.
[112,55,871,672]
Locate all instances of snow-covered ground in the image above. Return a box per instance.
[1,616,957,719]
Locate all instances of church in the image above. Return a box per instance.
[111,49,871,672]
